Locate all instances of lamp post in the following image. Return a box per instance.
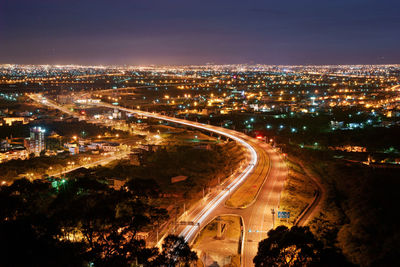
[271,208,275,229]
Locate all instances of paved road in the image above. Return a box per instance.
[88,101,287,266]
[177,139,287,266]
[239,142,287,266]
[27,94,131,176]
[28,94,80,118]
[31,94,287,266]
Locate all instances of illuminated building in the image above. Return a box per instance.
[29,127,45,156]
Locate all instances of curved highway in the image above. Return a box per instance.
[30,94,287,266]
[89,103,260,240]
[91,101,288,266]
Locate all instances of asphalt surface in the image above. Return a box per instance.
[90,102,288,266]
[31,94,288,266]
[178,139,287,266]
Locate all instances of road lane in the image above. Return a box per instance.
[30,94,288,266]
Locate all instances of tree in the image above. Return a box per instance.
[156,235,198,267]
[0,179,86,267]
[0,219,86,267]
[254,226,323,267]
[51,177,155,265]
[127,178,161,199]
[0,176,174,266]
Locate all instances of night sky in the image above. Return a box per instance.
[1,0,399,65]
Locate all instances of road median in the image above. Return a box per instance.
[225,144,270,208]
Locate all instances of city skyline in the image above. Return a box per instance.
[0,1,399,266]
[1,0,400,65]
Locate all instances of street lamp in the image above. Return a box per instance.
[271,208,275,228]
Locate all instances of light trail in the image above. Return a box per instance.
[29,94,259,243]
[181,163,254,241]
[92,103,258,242]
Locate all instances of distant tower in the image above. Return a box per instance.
[310,96,316,106]
[29,127,45,156]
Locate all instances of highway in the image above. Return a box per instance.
[27,94,131,176]
[176,137,287,266]
[30,94,287,266]
[28,94,81,118]
[87,101,287,266]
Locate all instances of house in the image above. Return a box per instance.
[107,177,126,190]
[171,175,188,184]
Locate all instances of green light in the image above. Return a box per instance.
[51,181,58,188]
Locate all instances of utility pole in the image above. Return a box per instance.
[271,208,275,229]
[156,224,159,243]
[173,206,178,233]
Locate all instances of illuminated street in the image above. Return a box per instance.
[1,1,399,266]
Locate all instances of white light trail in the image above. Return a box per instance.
[104,105,258,242]
[36,96,259,244]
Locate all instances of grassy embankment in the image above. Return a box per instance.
[225,146,269,208]
[284,146,400,266]
[277,157,316,226]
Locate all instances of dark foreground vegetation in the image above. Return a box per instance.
[282,145,400,266]
[254,226,351,267]
[0,143,242,266]
[0,177,197,267]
